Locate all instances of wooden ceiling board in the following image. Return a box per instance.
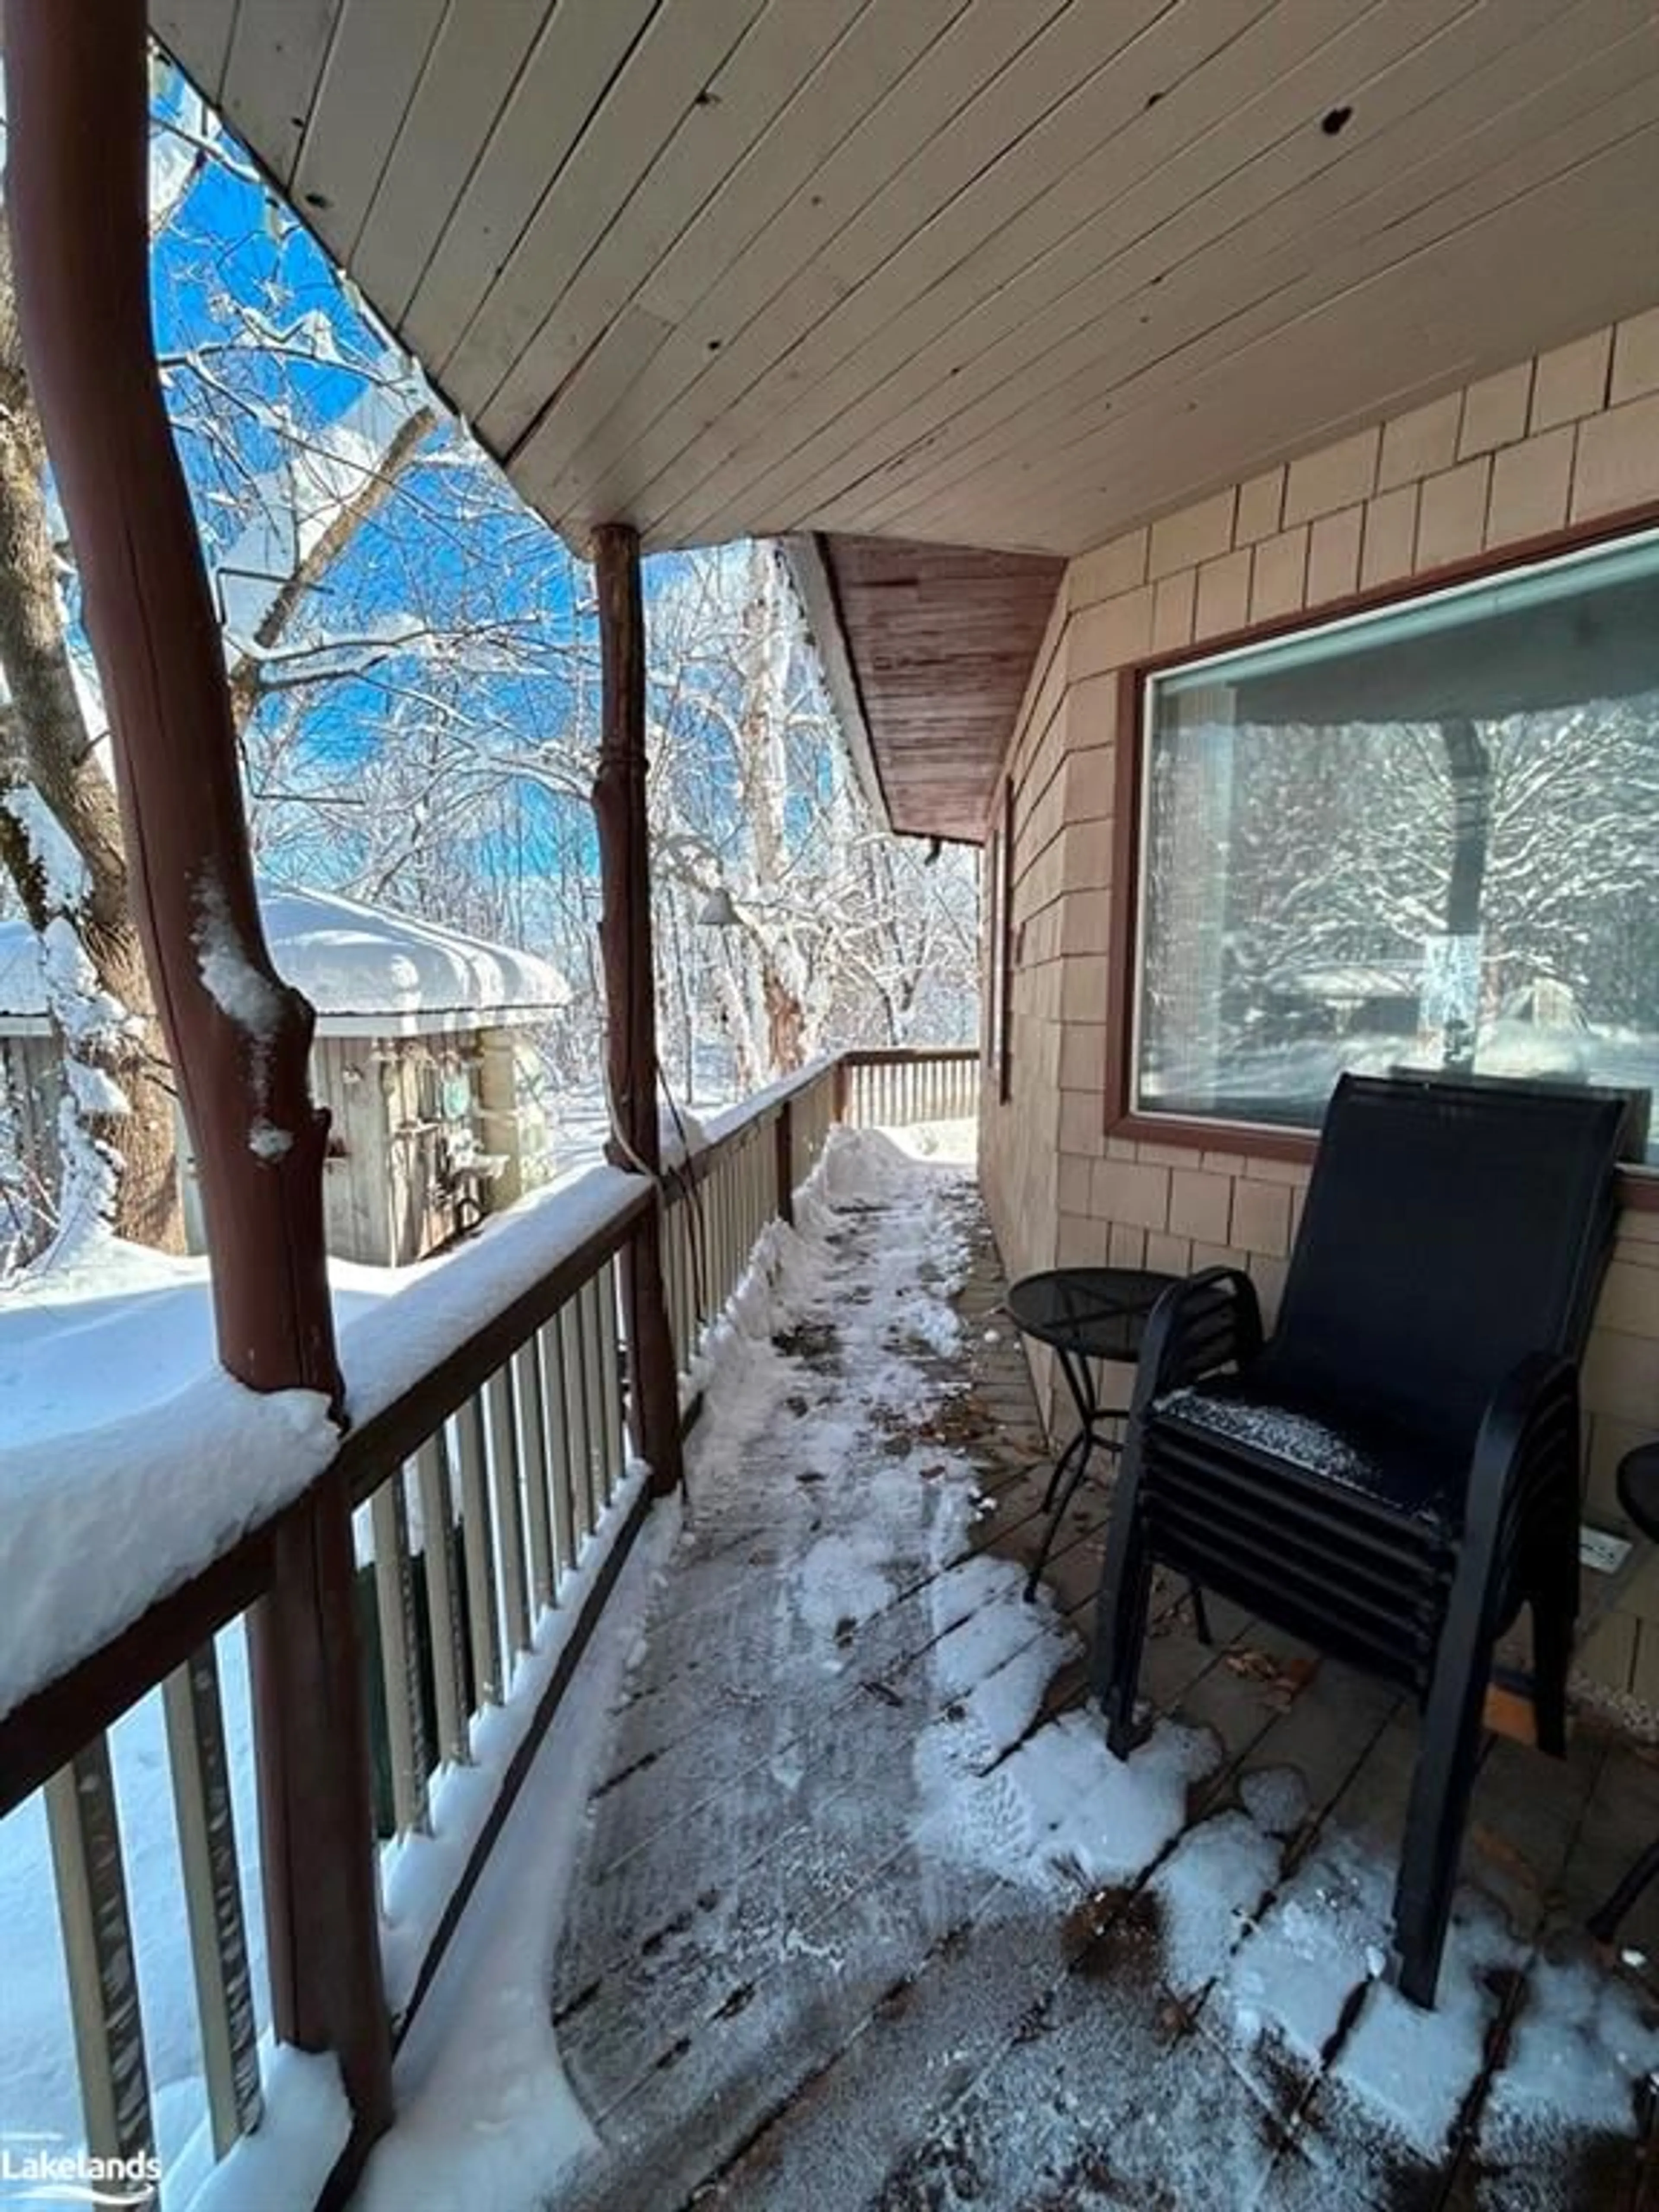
[843,9,1655,547]
[400,0,663,376]
[473,0,868,455]
[289,0,449,267]
[617,0,1238,545]
[813,537,1065,843]
[655,0,1401,547]
[913,92,1659,552]
[218,0,341,190]
[349,3,558,328]
[724,0,1562,544]
[151,0,236,102]
[437,0,768,415]
[520,0,1081,532]
[498,0,969,521]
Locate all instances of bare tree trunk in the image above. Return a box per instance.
[1439,715,1492,1070]
[763,959,806,1072]
[0,222,182,1249]
[738,544,810,1072]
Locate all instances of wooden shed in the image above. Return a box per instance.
[0,884,569,1267]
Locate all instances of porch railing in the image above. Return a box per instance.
[841,1045,979,1128]
[0,1046,975,2209]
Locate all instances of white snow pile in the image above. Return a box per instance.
[183,2046,350,2212]
[0,1162,646,1720]
[352,1497,682,2212]
[0,1365,338,1720]
[879,1114,978,1166]
[377,1463,652,2013]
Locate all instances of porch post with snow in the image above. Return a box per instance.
[591,523,683,1495]
[3,0,392,2171]
[2,0,339,1402]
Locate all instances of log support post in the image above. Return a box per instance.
[591,524,684,1496]
[775,1098,795,1226]
[3,0,391,2180]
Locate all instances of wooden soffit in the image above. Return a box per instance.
[785,534,1063,844]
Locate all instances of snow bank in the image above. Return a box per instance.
[0,1163,645,1719]
[180,2046,350,2212]
[0,1372,337,1721]
[353,1496,683,2212]
[378,1462,651,2013]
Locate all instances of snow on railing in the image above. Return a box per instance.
[0,1049,966,2212]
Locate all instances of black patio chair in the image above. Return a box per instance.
[1093,1072,1632,2007]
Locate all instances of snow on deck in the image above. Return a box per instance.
[351,1131,1658,2212]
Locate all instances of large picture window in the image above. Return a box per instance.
[1132,527,1659,1164]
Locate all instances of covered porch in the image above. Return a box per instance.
[0,3,1655,2209]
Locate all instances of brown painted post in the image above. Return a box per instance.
[3,0,391,2170]
[775,1098,795,1226]
[833,1054,851,1126]
[591,524,684,1496]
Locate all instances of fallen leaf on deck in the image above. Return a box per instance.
[1468,1824,1543,1892]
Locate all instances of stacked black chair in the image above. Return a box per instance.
[1093,1073,1631,2007]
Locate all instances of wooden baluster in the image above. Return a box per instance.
[559,1293,596,1544]
[164,1641,263,2155]
[414,1433,469,1767]
[454,1391,504,1708]
[370,1471,430,1837]
[46,1738,155,2176]
[599,1256,626,1503]
[664,1196,684,1369]
[538,1316,577,1576]
[511,1339,555,1613]
[483,1367,530,1662]
[580,1275,610,1513]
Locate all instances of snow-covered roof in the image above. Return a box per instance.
[0,884,569,1040]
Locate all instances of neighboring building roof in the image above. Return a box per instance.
[0,883,569,1041]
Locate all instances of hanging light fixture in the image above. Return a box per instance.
[697,885,740,928]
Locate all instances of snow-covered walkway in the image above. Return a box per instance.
[367,1131,1658,2212]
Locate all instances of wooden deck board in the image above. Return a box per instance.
[548,1171,1657,2212]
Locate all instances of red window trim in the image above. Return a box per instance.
[1102,497,1659,1213]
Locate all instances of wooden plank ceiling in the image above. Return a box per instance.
[788,537,1065,843]
[152,0,1659,836]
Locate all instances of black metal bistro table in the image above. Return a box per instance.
[1005,1266,1181,1602]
